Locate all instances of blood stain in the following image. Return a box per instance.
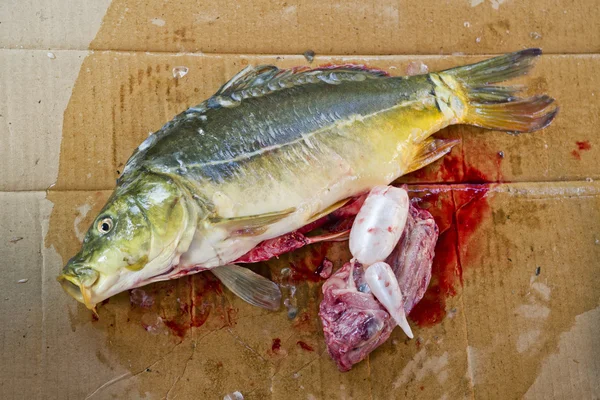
[272,338,282,352]
[292,311,314,331]
[162,319,188,338]
[297,341,315,352]
[288,243,332,283]
[406,147,498,327]
[572,140,591,159]
[576,140,591,151]
[130,273,226,338]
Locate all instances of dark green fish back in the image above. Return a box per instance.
[120,65,432,186]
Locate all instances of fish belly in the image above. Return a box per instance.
[192,98,449,267]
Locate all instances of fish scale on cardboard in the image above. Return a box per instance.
[0,0,599,399]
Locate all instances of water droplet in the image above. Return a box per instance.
[223,391,244,400]
[464,21,470,28]
[475,37,482,43]
[529,31,542,40]
[286,307,298,320]
[303,50,315,63]
[498,151,505,158]
[406,61,429,76]
[172,66,189,79]
[141,313,168,335]
[151,18,166,26]
[130,288,154,308]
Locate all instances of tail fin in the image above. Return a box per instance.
[442,48,558,133]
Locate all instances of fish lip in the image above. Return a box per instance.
[57,272,98,312]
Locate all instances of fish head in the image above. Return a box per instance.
[58,173,196,310]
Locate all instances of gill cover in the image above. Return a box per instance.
[58,172,196,309]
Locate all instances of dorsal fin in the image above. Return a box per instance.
[187,64,390,113]
[215,65,282,96]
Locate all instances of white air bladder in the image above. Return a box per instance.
[349,185,413,338]
[349,186,409,265]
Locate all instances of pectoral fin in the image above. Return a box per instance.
[212,264,282,311]
[210,207,296,237]
[405,138,460,174]
[306,198,352,224]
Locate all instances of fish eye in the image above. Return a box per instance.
[97,217,114,234]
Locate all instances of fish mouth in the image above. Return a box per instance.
[57,273,97,313]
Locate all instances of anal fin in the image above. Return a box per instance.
[212,264,282,310]
[405,137,460,175]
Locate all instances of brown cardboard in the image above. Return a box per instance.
[3,0,599,55]
[1,1,599,399]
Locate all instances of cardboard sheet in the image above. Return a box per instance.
[1,0,599,399]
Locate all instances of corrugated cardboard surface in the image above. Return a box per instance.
[1,1,599,399]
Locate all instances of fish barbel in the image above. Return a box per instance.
[58,49,557,311]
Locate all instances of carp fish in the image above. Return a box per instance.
[58,48,557,312]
